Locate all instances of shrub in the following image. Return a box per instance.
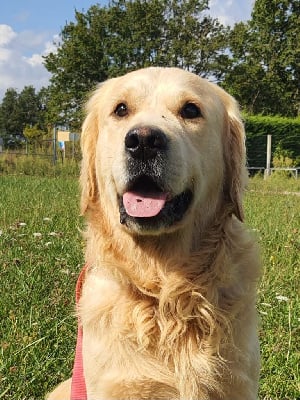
[244,115,300,168]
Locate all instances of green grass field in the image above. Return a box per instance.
[0,174,299,399]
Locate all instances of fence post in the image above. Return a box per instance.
[53,126,57,165]
[264,134,272,179]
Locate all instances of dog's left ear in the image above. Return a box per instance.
[222,94,247,222]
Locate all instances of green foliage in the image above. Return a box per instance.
[245,115,300,167]
[0,176,299,398]
[1,0,300,133]
[23,124,45,140]
[272,143,296,168]
[224,0,300,117]
[0,86,48,146]
[0,88,21,137]
[43,0,230,128]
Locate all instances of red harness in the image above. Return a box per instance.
[70,264,88,400]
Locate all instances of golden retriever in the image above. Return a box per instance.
[48,67,260,400]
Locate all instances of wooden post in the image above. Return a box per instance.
[264,134,272,179]
[53,127,57,165]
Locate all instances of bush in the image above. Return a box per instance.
[244,115,300,168]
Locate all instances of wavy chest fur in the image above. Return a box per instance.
[79,218,259,400]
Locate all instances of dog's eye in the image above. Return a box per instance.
[114,103,128,117]
[180,103,202,119]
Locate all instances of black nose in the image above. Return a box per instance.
[125,127,168,160]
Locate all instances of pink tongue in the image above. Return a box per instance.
[123,191,167,217]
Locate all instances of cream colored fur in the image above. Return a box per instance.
[48,67,260,400]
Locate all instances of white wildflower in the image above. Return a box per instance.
[60,269,70,275]
[33,232,42,238]
[275,295,289,302]
[261,302,272,307]
[259,310,268,316]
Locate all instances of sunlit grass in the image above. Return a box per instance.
[245,177,300,399]
[0,175,299,399]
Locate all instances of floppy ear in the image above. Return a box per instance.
[80,91,101,215]
[222,96,248,222]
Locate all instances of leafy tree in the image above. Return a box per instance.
[44,5,111,129]
[0,86,49,148]
[17,86,40,130]
[224,0,300,116]
[0,88,21,138]
[44,0,230,128]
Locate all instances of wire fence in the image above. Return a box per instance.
[0,137,81,164]
[0,135,299,177]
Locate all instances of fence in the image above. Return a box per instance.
[0,134,299,178]
[0,135,81,164]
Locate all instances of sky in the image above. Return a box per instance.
[0,0,254,100]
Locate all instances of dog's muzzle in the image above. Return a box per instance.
[118,126,193,233]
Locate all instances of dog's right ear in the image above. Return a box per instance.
[80,90,101,215]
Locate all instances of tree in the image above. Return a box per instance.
[224,0,300,116]
[0,88,21,138]
[43,0,229,128]
[0,86,49,148]
[44,5,111,129]
[17,86,40,130]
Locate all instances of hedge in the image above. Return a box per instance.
[244,115,300,168]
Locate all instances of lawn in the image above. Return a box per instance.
[0,174,299,399]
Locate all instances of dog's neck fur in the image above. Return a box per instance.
[81,201,249,398]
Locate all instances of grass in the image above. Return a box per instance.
[244,176,300,399]
[0,174,299,399]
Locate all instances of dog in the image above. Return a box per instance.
[48,67,260,400]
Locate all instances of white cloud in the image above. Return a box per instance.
[0,24,54,99]
[25,53,44,67]
[0,25,17,46]
[0,48,12,62]
[208,0,253,26]
[44,35,59,55]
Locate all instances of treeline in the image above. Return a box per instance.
[0,0,299,158]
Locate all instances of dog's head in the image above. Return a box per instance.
[80,67,247,235]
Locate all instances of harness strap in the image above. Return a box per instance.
[70,264,88,400]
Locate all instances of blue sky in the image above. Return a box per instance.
[0,0,254,99]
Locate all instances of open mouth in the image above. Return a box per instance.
[119,175,193,231]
